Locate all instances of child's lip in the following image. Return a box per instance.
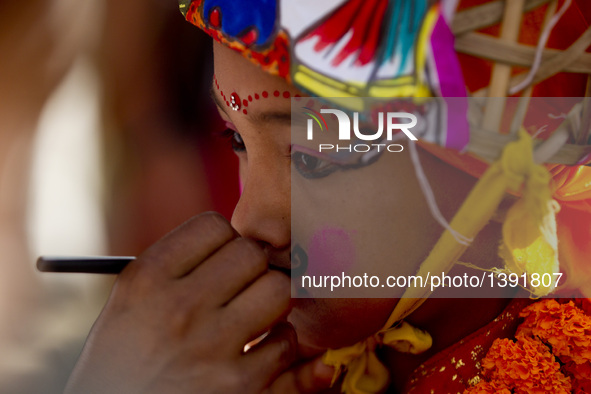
[269,265,291,277]
[265,246,292,271]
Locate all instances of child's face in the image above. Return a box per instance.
[212,43,474,355]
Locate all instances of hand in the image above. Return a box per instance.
[265,356,335,394]
[65,212,295,393]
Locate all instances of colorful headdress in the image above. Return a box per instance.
[180,0,471,149]
[180,1,591,392]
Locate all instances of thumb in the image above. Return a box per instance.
[265,355,335,393]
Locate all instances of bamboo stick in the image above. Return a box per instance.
[482,0,526,134]
[452,0,550,36]
[454,33,591,74]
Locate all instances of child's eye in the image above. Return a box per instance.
[230,131,246,152]
[218,128,246,152]
[292,151,339,179]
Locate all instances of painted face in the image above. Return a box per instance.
[211,43,476,355]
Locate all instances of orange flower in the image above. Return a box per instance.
[518,299,591,365]
[476,336,571,393]
[466,299,591,393]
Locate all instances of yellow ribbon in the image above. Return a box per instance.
[323,322,432,394]
[322,130,560,393]
[499,132,560,297]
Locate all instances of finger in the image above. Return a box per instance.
[241,322,298,392]
[181,237,268,306]
[129,212,237,279]
[264,356,335,394]
[223,270,291,344]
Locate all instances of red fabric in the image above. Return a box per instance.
[403,297,591,392]
[403,298,533,393]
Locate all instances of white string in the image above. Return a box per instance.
[548,112,568,120]
[533,125,548,138]
[408,142,473,246]
[509,0,572,95]
[548,104,581,138]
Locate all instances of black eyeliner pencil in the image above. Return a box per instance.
[36,256,135,274]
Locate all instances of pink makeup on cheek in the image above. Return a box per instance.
[306,227,356,277]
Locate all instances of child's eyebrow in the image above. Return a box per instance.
[247,109,292,125]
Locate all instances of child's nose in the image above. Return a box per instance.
[230,159,290,250]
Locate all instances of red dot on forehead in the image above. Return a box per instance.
[216,88,297,113]
[230,92,241,111]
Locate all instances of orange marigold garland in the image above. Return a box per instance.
[473,336,571,393]
[518,299,591,366]
[465,299,591,393]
